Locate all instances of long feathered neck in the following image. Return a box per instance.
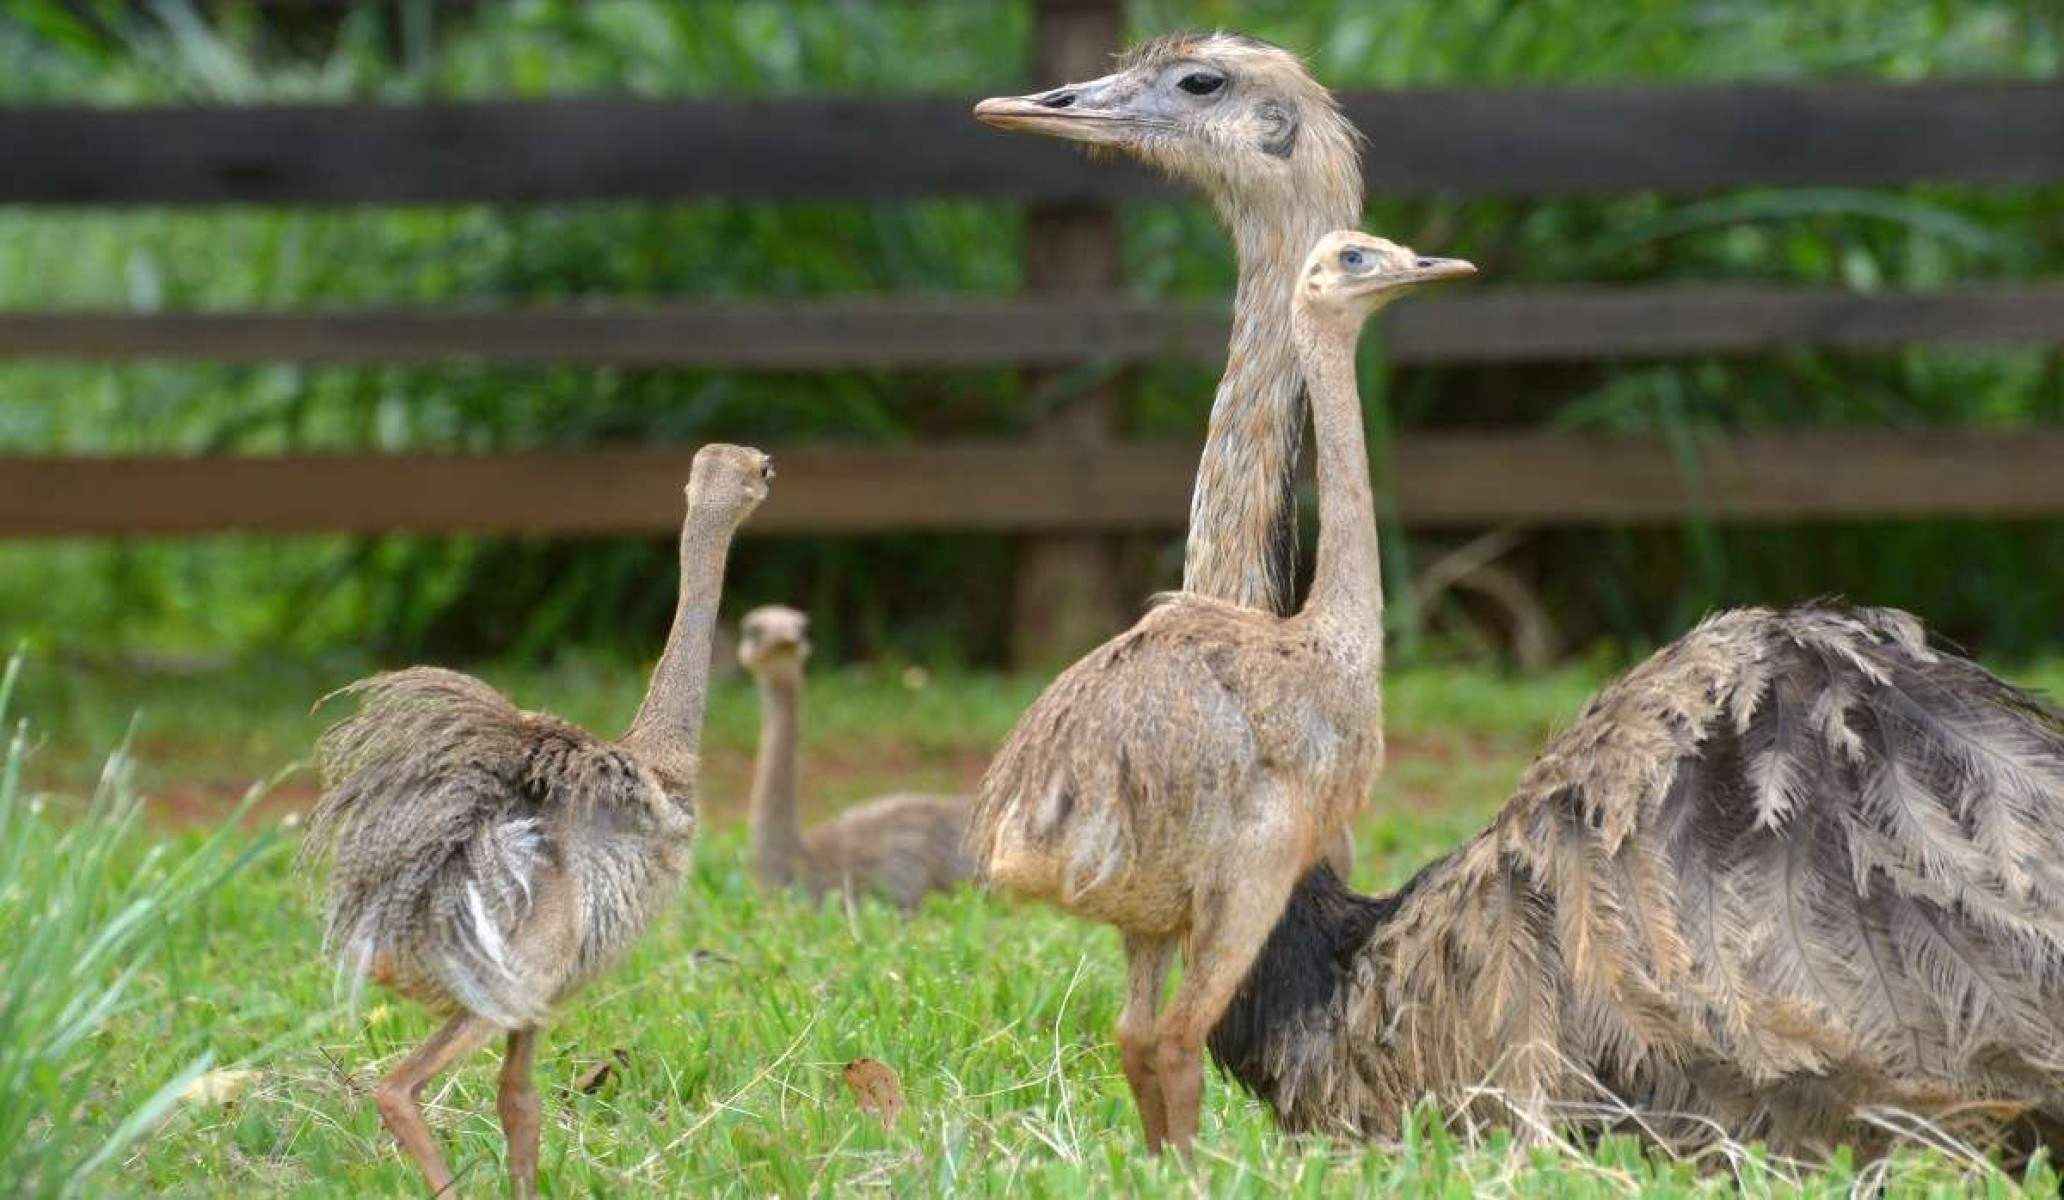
[620,510,737,788]
[1181,176,1360,616]
[748,668,807,885]
[1292,302,1383,633]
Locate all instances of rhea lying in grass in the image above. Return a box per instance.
[736,604,973,908]
[1212,588,2064,1162]
[303,444,769,1197]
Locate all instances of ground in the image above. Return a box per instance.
[19,653,2064,1196]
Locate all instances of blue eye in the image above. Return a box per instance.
[1340,249,1365,269]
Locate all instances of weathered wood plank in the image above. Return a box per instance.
[5,81,2060,205]
[5,432,2060,539]
[6,285,2062,367]
[1012,0,1127,667]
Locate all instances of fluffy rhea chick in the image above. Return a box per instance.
[304,443,770,1199]
[970,230,1472,1154]
[737,604,974,909]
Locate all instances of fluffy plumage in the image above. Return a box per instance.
[794,793,975,908]
[971,592,1379,924]
[306,667,693,1028]
[1210,602,2064,1161]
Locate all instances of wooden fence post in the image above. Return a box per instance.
[1011,0,1125,669]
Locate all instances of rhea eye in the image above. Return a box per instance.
[1177,72,1225,96]
[1340,248,1367,270]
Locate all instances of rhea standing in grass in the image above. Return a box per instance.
[736,604,973,908]
[974,32,1365,877]
[303,444,770,1197]
[970,233,1474,1153]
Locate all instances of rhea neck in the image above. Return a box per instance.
[620,505,739,790]
[1290,294,1385,632]
[747,657,807,885]
[1182,170,1362,617]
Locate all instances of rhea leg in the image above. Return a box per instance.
[372,1013,497,1196]
[1155,815,1306,1152]
[498,1026,543,1199]
[1115,933,1177,1151]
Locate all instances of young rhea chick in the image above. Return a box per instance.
[736,604,974,908]
[303,444,770,1198]
[969,232,1473,1153]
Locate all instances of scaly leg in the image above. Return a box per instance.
[1114,933,1177,1151]
[1154,809,1306,1153]
[372,1013,498,1196]
[498,1026,544,1199]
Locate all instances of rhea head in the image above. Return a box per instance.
[686,443,775,524]
[973,32,1359,208]
[1297,231,1475,329]
[738,604,812,684]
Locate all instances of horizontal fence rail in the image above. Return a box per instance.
[7,432,2062,538]
[7,81,2064,206]
[9,285,2064,368]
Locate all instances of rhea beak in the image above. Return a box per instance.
[972,73,1159,146]
[1402,257,1477,285]
[1349,256,1477,297]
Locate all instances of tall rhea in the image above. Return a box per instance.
[975,33,1362,617]
[304,444,771,1197]
[969,232,1473,1152]
[1211,609,2064,1158]
[738,604,973,908]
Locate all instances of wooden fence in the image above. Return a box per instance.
[3,0,2062,656]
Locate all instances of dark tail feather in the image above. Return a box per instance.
[1209,861,1395,1101]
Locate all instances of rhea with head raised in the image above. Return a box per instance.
[975,32,1362,620]
[968,232,1472,1153]
[303,444,770,1197]
[736,604,973,908]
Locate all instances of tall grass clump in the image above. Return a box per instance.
[0,654,267,1197]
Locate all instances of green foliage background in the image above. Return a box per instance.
[2,0,2061,665]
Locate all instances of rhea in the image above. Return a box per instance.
[976,30,1365,876]
[1210,575,2064,1154]
[303,444,770,1197]
[975,32,1362,619]
[737,604,973,908]
[969,233,1473,1152]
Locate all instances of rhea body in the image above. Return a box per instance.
[304,444,771,1196]
[1211,604,2064,1159]
[970,233,1473,1152]
[738,604,973,908]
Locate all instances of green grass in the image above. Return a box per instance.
[13,653,2064,1195]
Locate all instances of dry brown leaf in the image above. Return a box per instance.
[841,1057,904,1128]
[569,1048,631,1096]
